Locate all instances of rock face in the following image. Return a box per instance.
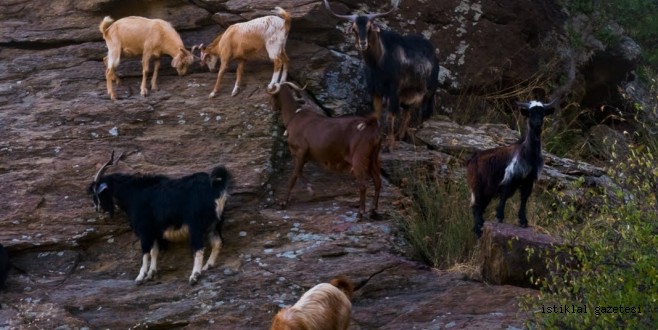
[0,0,623,328]
[479,222,571,288]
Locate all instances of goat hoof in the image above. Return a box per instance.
[189,272,201,285]
[519,222,528,228]
[279,201,288,210]
[209,92,217,98]
[231,88,240,97]
[369,210,380,220]
[495,217,504,223]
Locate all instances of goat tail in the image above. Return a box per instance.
[274,7,292,32]
[210,166,232,192]
[99,16,115,37]
[330,275,354,300]
[357,113,380,131]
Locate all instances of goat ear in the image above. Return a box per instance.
[516,101,530,109]
[96,182,108,194]
[171,54,180,68]
[544,106,555,116]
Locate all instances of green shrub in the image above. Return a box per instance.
[522,144,658,329]
[396,171,477,269]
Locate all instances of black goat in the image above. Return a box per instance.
[323,0,440,149]
[467,101,555,237]
[0,243,8,289]
[88,152,232,285]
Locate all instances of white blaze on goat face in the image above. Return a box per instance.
[528,100,544,108]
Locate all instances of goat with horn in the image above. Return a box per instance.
[323,0,440,150]
[88,151,232,285]
[466,100,556,237]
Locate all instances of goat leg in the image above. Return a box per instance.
[135,253,150,284]
[146,243,159,280]
[472,206,485,238]
[232,60,245,96]
[189,249,204,285]
[202,236,222,271]
[151,57,160,91]
[386,113,397,151]
[282,157,306,208]
[210,61,228,98]
[140,54,151,97]
[397,110,411,140]
[517,181,533,228]
[369,167,382,218]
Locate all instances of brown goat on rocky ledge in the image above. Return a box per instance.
[269,82,382,219]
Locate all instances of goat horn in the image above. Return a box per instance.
[93,151,125,182]
[282,82,307,91]
[364,0,400,20]
[322,0,358,21]
[543,98,558,109]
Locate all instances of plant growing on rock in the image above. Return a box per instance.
[522,143,658,329]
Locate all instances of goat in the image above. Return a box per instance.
[87,151,232,285]
[0,243,8,289]
[271,276,354,330]
[99,16,195,100]
[198,7,291,98]
[269,82,382,219]
[323,0,440,149]
[467,101,555,237]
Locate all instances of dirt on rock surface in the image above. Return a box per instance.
[0,0,570,328]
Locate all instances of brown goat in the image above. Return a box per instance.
[271,276,354,330]
[269,82,382,219]
[199,7,291,97]
[99,16,194,100]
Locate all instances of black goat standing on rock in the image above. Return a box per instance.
[323,0,440,150]
[88,151,232,285]
[467,101,555,237]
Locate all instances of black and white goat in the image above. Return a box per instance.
[467,101,555,237]
[323,0,440,149]
[87,152,232,285]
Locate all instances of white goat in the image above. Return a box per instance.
[199,7,291,97]
[99,16,195,100]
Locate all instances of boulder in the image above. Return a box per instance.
[480,222,572,288]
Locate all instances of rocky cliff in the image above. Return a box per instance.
[0,0,629,328]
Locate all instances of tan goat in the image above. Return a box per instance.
[199,7,291,97]
[271,276,354,330]
[99,16,195,100]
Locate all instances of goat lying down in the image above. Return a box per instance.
[467,100,555,237]
[88,152,232,285]
[271,276,354,330]
[99,16,195,100]
[269,82,382,219]
[199,7,291,97]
